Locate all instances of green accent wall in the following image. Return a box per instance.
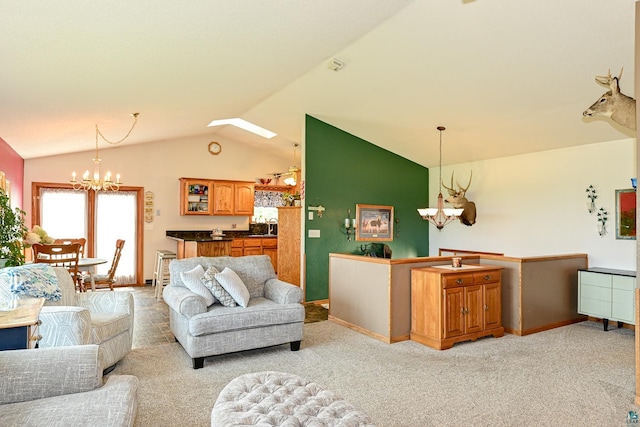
[304,115,430,301]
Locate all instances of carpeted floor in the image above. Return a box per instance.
[110,318,638,427]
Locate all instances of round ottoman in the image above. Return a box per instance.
[211,371,374,426]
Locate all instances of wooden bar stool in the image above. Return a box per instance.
[153,250,176,301]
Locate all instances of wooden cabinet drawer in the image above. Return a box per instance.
[473,271,500,284]
[261,238,277,248]
[243,239,261,247]
[231,239,243,248]
[443,274,473,288]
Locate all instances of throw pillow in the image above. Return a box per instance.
[215,267,251,308]
[202,266,236,307]
[0,264,61,301]
[180,265,215,306]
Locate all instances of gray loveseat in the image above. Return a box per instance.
[163,255,304,369]
[0,345,138,427]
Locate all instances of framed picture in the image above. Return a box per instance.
[355,204,394,241]
[615,189,636,240]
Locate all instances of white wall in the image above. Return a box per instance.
[23,134,291,282]
[429,138,637,270]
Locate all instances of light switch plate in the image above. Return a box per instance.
[308,229,320,238]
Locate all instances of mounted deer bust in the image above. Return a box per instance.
[442,171,476,226]
[583,68,636,131]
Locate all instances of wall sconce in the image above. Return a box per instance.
[343,209,357,241]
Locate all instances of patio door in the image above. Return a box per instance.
[32,183,143,286]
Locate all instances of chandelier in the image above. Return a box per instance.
[71,113,139,191]
[271,143,300,186]
[417,126,463,230]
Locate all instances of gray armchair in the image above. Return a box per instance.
[0,345,138,427]
[0,266,134,369]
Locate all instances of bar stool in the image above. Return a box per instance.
[153,250,176,301]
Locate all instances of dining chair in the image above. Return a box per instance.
[32,243,83,291]
[53,238,87,257]
[84,239,125,291]
[53,238,87,289]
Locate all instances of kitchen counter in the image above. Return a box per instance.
[166,230,277,259]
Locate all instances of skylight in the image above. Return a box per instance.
[207,118,277,139]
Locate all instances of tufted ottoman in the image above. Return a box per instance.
[211,371,374,426]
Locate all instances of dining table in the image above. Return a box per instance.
[78,258,108,292]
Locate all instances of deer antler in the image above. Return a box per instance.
[595,68,624,90]
[441,172,456,196]
[456,170,473,194]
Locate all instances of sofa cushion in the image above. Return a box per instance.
[180,265,215,306]
[170,256,276,299]
[215,268,250,307]
[90,312,131,345]
[188,297,304,337]
[202,266,237,308]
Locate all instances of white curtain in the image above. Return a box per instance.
[96,191,137,284]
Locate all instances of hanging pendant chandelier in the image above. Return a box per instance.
[417,126,463,230]
[70,113,139,192]
[282,143,300,186]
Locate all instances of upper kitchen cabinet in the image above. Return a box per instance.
[179,178,213,215]
[212,181,255,216]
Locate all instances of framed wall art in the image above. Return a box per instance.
[355,204,394,242]
[615,188,636,240]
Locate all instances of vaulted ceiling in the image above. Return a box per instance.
[0,0,635,167]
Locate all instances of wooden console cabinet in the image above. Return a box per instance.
[411,264,504,350]
[578,267,635,330]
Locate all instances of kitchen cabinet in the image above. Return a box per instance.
[277,206,301,287]
[410,265,504,350]
[231,237,277,271]
[578,268,636,330]
[212,181,255,216]
[179,178,213,215]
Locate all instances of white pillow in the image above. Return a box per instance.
[180,265,215,306]
[214,267,250,308]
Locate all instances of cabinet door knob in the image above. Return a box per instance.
[31,334,43,342]
[484,304,489,311]
[456,278,463,284]
[36,319,43,326]
[484,275,491,281]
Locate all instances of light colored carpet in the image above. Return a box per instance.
[110,320,637,427]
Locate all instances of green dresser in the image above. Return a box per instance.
[578,267,636,331]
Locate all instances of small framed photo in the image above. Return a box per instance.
[615,188,636,240]
[356,204,394,241]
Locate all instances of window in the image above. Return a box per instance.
[33,183,143,286]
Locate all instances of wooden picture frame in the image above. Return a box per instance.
[355,204,394,241]
[615,188,636,240]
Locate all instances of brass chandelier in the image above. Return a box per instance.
[71,113,139,192]
[417,126,463,230]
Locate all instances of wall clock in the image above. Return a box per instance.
[208,141,222,155]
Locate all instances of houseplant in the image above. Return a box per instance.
[282,191,301,207]
[0,188,27,267]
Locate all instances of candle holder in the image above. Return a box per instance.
[343,209,357,241]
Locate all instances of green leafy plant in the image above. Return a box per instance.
[0,188,27,266]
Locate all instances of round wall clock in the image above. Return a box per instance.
[208,141,222,155]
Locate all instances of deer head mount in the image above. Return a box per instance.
[441,171,476,226]
[583,68,636,131]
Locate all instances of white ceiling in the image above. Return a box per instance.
[0,0,636,167]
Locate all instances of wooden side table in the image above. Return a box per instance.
[0,297,44,350]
